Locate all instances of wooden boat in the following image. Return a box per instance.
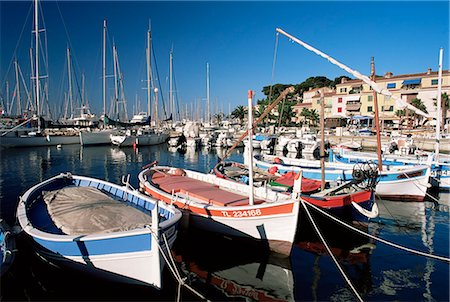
[213,161,322,194]
[138,165,300,256]
[332,148,450,191]
[214,161,378,223]
[0,219,16,276]
[254,154,431,201]
[17,173,182,288]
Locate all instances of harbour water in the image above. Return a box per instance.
[1,144,449,301]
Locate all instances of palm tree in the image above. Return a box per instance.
[410,98,428,127]
[231,105,247,125]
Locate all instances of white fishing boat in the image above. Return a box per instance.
[17,173,181,288]
[254,153,431,201]
[79,128,115,146]
[110,127,168,147]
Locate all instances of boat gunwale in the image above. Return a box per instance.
[18,173,181,242]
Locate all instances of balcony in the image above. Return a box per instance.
[346,102,362,111]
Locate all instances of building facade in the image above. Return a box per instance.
[295,69,450,128]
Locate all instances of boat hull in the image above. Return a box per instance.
[0,134,80,148]
[254,155,430,201]
[79,129,114,146]
[139,167,300,256]
[17,173,181,288]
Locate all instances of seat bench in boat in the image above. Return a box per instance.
[151,173,263,207]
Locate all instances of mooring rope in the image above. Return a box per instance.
[151,231,209,301]
[302,201,450,263]
[301,200,364,302]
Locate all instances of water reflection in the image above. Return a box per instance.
[173,229,294,301]
[0,145,448,301]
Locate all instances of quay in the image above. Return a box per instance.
[327,135,450,153]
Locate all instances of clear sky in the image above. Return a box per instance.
[1,1,449,120]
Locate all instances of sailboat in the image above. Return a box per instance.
[109,25,169,147]
[0,0,80,148]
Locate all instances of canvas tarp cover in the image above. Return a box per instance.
[43,186,153,235]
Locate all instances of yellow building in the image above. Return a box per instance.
[296,69,450,128]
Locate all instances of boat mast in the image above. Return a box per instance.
[206,62,210,124]
[169,48,173,122]
[113,43,119,120]
[371,57,383,172]
[66,47,74,119]
[14,60,22,115]
[247,90,254,205]
[319,91,325,190]
[34,0,41,132]
[146,23,152,121]
[435,48,443,162]
[102,19,107,119]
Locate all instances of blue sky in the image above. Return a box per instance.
[1,1,449,120]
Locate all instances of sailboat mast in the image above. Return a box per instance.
[146,25,152,119]
[320,91,325,190]
[113,44,119,120]
[247,90,254,206]
[66,47,73,119]
[371,57,383,172]
[435,48,443,162]
[169,48,173,121]
[102,19,107,118]
[34,0,41,132]
[206,62,210,124]
[14,60,22,115]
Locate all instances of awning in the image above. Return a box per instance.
[402,78,421,85]
[344,95,360,101]
[350,115,372,120]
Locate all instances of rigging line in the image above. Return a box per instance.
[151,45,168,118]
[268,32,279,103]
[303,201,450,263]
[1,3,33,89]
[300,200,364,302]
[172,62,182,120]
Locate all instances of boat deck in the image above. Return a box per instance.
[152,173,264,207]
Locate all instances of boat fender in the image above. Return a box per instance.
[351,201,379,219]
[169,168,186,176]
[268,166,278,174]
[142,161,158,170]
[274,157,283,164]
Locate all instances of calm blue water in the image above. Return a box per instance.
[0,144,449,301]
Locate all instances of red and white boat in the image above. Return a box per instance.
[213,161,378,223]
[138,165,300,256]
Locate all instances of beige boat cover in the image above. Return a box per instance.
[43,186,153,235]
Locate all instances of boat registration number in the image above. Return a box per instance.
[221,209,262,217]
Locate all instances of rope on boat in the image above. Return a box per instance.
[300,200,364,302]
[151,231,209,301]
[302,201,450,263]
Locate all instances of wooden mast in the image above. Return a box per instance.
[435,48,443,163]
[247,90,254,206]
[371,57,383,172]
[320,90,326,190]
